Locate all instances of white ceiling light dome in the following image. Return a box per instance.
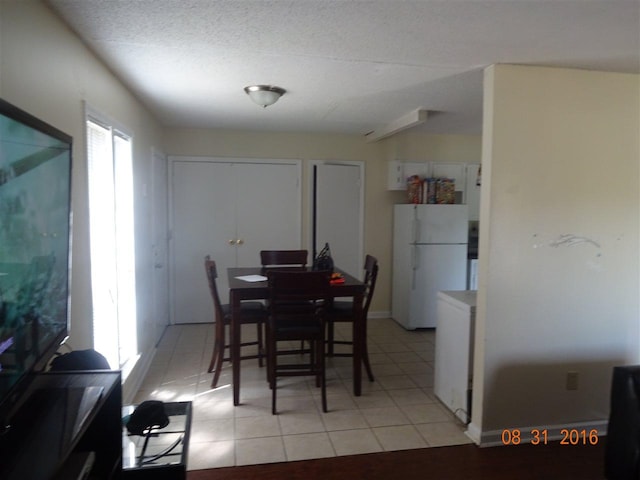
[244,85,286,108]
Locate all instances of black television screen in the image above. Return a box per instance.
[0,99,72,421]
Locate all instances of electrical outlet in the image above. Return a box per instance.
[566,371,579,390]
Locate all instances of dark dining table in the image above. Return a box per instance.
[227,266,367,406]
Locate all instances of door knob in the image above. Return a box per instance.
[237,238,244,245]
[228,239,237,245]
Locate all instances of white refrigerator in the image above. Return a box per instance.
[392,204,469,329]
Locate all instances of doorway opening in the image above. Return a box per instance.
[310,161,364,279]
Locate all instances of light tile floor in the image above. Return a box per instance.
[132,317,472,471]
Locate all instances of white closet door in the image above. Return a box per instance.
[171,161,236,324]
[314,163,363,278]
[170,159,301,324]
[234,162,302,266]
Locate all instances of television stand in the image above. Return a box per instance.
[122,401,192,480]
[0,371,122,479]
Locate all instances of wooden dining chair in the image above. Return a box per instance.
[204,256,267,388]
[260,249,308,269]
[266,270,331,414]
[326,254,379,382]
[261,249,310,355]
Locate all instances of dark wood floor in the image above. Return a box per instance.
[187,441,606,480]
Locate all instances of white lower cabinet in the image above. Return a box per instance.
[434,290,477,423]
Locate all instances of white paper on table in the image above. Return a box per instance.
[235,274,267,282]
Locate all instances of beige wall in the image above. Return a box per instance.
[164,129,481,314]
[1,0,165,399]
[470,65,640,444]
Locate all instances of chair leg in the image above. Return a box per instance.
[266,326,274,387]
[271,340,277,415]
[272,378,278,415]
[209,321,226,388]
[207,340,219,373]
[361,315,374,382]
[363,340,375,382]
[267,325,278,414]
[318,336,327,413]
[312,340,321,388]
[210,338,225,388]
[208,317,223,373]
[327,320,335,356]
[257,321,264,368]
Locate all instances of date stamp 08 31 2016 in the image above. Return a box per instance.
[501,428,600,446]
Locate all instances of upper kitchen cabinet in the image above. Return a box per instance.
[387,160,428,190]
[169,157,302,324]
[388,160,481,220]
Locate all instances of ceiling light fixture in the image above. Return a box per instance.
[365,108,428,142]
[244,85,286,108]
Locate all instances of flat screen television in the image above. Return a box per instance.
[0,98,72,423]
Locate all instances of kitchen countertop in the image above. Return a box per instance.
[437,290,477,311]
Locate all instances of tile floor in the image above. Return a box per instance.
[132,317,472,471]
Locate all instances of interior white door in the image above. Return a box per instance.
[234,162,301,266]
[170,159,301,324]
[151,148,170,345]
[313,162,363,278]
[171,161,236,324]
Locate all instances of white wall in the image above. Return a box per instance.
[470,65,640,444]
[0,0,165,400]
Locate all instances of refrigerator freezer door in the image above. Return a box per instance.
[415,204,468,244]
[408,244,468,328]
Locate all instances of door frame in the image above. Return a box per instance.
[150,147,169,345]
[307,160,365,279]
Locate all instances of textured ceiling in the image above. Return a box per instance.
[46,0,639,136]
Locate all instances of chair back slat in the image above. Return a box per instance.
[260,249,308,269]
[267,270,330,314]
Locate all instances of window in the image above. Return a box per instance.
[86,111,138,372]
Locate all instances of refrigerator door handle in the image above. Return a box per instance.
[411,218,419,244]
[411,244,418,270]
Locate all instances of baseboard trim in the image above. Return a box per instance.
[469,419,609,447]
[121,348,157,404]
[465,422,482,445]
[368,310,391,319]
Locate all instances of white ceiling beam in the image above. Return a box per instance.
[365,108,428,143]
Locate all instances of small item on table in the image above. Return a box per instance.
[313,243,334,272]
[330,272,344,284]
